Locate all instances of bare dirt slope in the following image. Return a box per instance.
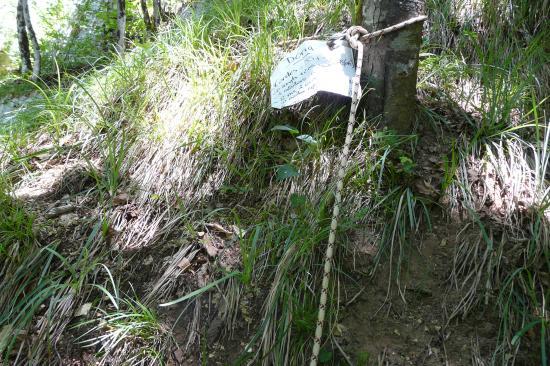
[339,217,540,366]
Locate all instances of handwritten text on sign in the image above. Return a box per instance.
[270,40,355,109]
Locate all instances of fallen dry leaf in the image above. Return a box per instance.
[205,222,233,237]
[201,234,219,257]
[177,257,192,271]
[112,192,130,206]
[414,178,439,198]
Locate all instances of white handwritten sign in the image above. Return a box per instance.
[270,40,355,109]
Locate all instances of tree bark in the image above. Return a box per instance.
[152,0,162,30]
[117,0,126,53]
[360,0,424,132]
[140,0,153,33]
[21,0,40,80]
[16,0,31,74]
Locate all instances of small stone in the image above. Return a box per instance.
[59,213,79,227]
[45,204,75,219]
[75,303,93,317]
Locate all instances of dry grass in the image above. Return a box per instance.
[0,0,547,364]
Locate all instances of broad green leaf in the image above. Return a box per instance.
[296,134,317,144]
[318,348,333,363]
[276,164,299,181]
[270,125,299,135]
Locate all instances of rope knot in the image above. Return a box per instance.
[345,25,369,49]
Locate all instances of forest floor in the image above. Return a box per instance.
[5,109,543,366]
[341,220,511,366]
[1,1,548,365]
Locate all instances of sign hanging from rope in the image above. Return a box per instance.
[270,40,356,109]
[268,15,428,366]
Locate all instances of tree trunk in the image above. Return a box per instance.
[16,0,31,74]
[21,0,40,80]
[360,0,424,132]
[152,0,162,30]
[140,0,153,33]
[117,0,126,53]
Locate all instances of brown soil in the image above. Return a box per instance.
[339,218,498,366]
[192,215,540,365]
[7,114,542,366]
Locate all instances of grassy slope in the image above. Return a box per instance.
[0,0,548,364]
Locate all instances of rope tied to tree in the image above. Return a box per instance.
[310,15,427,366]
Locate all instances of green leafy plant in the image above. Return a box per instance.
[398,155,415,174]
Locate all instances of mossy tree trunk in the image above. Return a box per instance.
[360,0,424,132]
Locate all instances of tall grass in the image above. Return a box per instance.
[0,217,104,364]
[0,0,547,364]
[423,0,549,363]
[0,177,35,256]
